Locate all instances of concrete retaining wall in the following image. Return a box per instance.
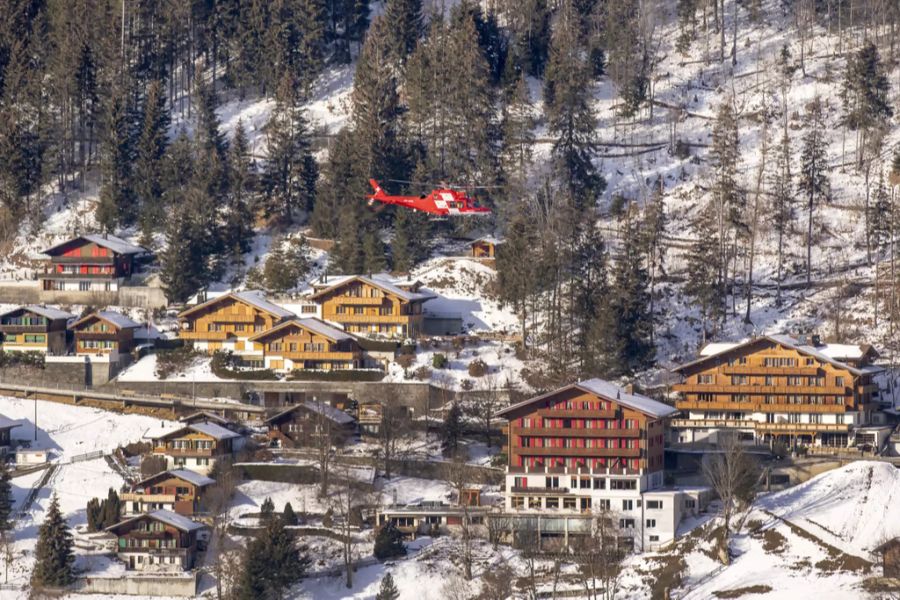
[73,573,197,596]
[0,283,167,308]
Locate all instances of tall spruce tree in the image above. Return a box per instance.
[311,128,359,239]
[685,203,725,341]
[159,197,212,302]
[376,572,401,600]
[602,0,649,116]
[842,41,892,167]
[223,120,256,257]
[391,207,430,272]
[498,73,535,208]
[798,97,831,287]
[235,516,309,599]
[97,85,136,230]
[544,0,602,209]
[262,74,317,223]
[0,461,12,533]
[31,494,75,589]
[769,130,794,306]
[333,204,366,274]
[363,229,388,274]
[136,79,171,246]
[573,223,611,377]
[442,402,464,455]
[383,0,422,66]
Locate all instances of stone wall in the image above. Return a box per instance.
[0,283,167,309]
[73,573,197,597]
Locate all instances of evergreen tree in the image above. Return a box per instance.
[504,0,550,77]
[602,0,649,116]
[363,230,388,274]
[676,0,698,54]
[842,41,892,166]
[391,207,430,272]
[31,494,75,589]
[282,502,298,526]
[159,197,213,303]
[260,497,275,523]
[295,0,328,89]
[373,522,406,559]
[194,79,228,164]
[264,236,310,292]
[383,0,423,66]
[769,130,794,306]
[97,85,136,230]
[0,461,12,533]
[135,79,171,245]
[870,170,891,254]
[262,74,318,223]
[543,0,602,209]
[376,572,401,600]
[798,97,831,287]
[442,402,464,455]
[572,224,610,376]
[685,203,725,340]
[333,205,366,274]
[223,120,257,257]
[101,488,121,529]
[235,516,309,599]
[607,212,654,375]
[311,129,359,239]
[496,209,540,346]
[498,73,534,207]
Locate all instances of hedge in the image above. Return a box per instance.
[356,338,401,352]
[210,351,279,380]
[0,350,45,369]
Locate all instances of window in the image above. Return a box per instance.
[835,377,844,386]
[593,478,606,489]
[513,477,527,488]
[545,476,560,489]
[685,499,696,509]
[79,281,90,291]
[731,375,749,385]
[698,374,714,384]
[563,497,576,510]
[646,519,656,528]
[597,499,610,510]
[805,358,815,365]
[649,535,659,542]
[610,479,637,490]
[546,497,559,509]
[620,518,635,529]
[579,477,591,489]
[646,500,663,509]
[301,305,317,314]
[622,500,633,511]
[528,496,541,509]
[511,497,524,508]
[764,376,775,386]
[24,335,45,343]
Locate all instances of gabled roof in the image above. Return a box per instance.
[178,290,295,320]
[179,411,231,426]
[307,275,435,303]
[155,422,241,442]
[0,305,75,321]
[248,318,353,343]
[676,334,879,376]
[473,236,505,245]
[496,378,677,420]
[0,414,20,430]
[106,509,205,534]
[265,400,356,426]
[43,233,146,256]
[134,469,216,489]
[71,310,140,331]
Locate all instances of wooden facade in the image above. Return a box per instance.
[178,291,293,358]
[123,470,215,516]
[0,306,73,355]
[307,276,433,338]
[152,423,243,475]
[672,335,881,447]
[471,237,503,259]
[248,318,363,371]
[876,538,900,579]
[40,234,145,293]
[106,510,204,572]
[264,401,356,448]
[70,311,139,356]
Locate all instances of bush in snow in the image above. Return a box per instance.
[413,366,432,380]
[374,522,407,560]
[155,346,204,379]
[432,353,449,369]
[395,354,415,370]
[468,358,488,377]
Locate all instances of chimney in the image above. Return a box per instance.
[624,384,635,395]
[811,334,821,347]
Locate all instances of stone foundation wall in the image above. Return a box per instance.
[73,573,197,597]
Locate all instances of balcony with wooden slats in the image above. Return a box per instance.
[280,350,361,361]
[334,296,387,305]
[121,492,177,503]
[673,384,848,395]
[676,400,848,413]
[514,447,641,458]
[510,425,641,438]
[326,313,409,324]
[534,409,619,419]
[670,418,850,433]
[722,365,820,375]
[179,330,232,341]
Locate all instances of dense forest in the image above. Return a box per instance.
[2,0,900,383]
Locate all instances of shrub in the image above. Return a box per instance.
[374,523,406,560]
[0,351,45,369]
[395,354,415,369]
[413,366,432,381]
[460,378,474,391]
[155,346,204,379]
[467,358,488,377]
[210,351,279,380]
[432,353,449,369]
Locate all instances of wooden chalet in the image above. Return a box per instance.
[265,400,356,448]
[123,469,216,517]
[470,236,504,259]
[672,334,884,448]
[106,509,205,571]
[177,290,294,364]
[178,411,244,433]
[875,538,900,579]
[376,501,490,540]
[248,317,363,371]
[70,310,140,358]
[40,234,146,293]
[0,414,20,451]
[0,305,74,355]
[306,274,434,338]
[152,423,245,475]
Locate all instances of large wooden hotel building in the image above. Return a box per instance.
[672,334,886,448]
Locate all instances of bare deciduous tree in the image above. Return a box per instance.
[371,386,413,479]
[331,464,372,589]
[201,459,239,600]
[572,506,627,600]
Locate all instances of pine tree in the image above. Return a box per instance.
[223,120,256,257]
[373,522,406,559]
[264,236,310,292]
[311,129,360,239]
[159,197,212,303]
[333,205,366,274]
[503,0,550,77]
[769,130,794,306]
[544,0,602,209]
[97,85,136,230]
[842,41,892,167]
[0,461,13,533]
[383,0,422,66]
[260,497,275,523]
[194,79,228,164]
[572,223,610,376]
[498,73,534,206]
[870,170,891,255]
[603,0,649,116]
[282,502,298,526]
[235,516,310,599]
[607,212,654,375]
[391,207,430,272]
[798,97,831,287]
[31,494,75,589]
[295,0,327,89]
[262,74,318,223]
[135,79,171,246]
[376,572,401,600]
[442,402,464,455]
[685,203,725,341]
[363,230,387,274]
[676,0,698,54]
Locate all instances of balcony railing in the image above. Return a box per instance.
[179,330,232,341]
[155,447,215,457]
[50,256,116,264]
[121,493,177,503]
[514,447,641,458]
[333,296,387,305]
[721,365,820,376]
[41,272,118,280]
[676,400,848,413]
[671,418,850,433]
[674,384,848,395]
[534,409,619,419]
[509,486,571,494]
[511,426,641,439]
[324,314,411,324]
[0,325,47,334]
[756,422,850,433]
[280,350,361,361]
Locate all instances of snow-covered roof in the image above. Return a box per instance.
[473,236,505,245]
[72,310,140,330]
[497,379,677,419]
[308,274,435,303]
[157,422,241,441]
[107,509,205,533]
[0,414,20,430]
[180,290,295,320]
[686,335,879,376]
[265,401,356,426]
[248,317,352,342]
[179,411,230,426]
[135,469,216,489]
[43,233,146,256]
[0,305,75,321]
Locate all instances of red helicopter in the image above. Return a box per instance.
[367,179,492,217]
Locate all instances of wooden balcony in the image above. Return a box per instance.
[333,296,387,305]
[209,314,258,324]
[722,365,820,376]
[0,325,47,334]
[280,350,360,361]
[671,418,756,429]
[511,426,641,438]
[676,400,848,413]
[155,447,215,457]
[179,330,231,341]
[326,314,411,324]
[51,256,116,264]
[670,418,850,433]
[534,409,619,419]
[514,447,641,458]
[121,493,176,503]
[42,271,117,280]
[673,384,848,395]
[756,422,850,433]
